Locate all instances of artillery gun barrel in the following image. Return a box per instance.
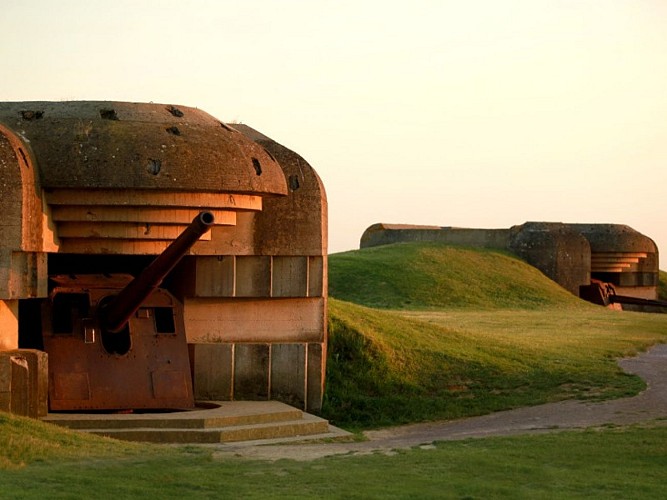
[608,294,667,310]
[102,211,215,333]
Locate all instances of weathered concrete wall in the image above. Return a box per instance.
[508,222,591,296]
[189,342,324,410]
[361,223,510,249]
[237,124,328,257]
[360,221,659,301]
[0,124,52,305]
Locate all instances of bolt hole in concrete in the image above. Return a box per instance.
[166,105,184,117]
[166,126,181,136]
[100,109,119,120]
[252,157,262,176]
[20,110,44,120]
[289,175,300,191]
[146,159,161,175]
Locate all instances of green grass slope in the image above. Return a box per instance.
[329,242,581,310]
[0,411,145,469]
[659,270,667,301]
[323,243,667,428]
[322,299,667,428]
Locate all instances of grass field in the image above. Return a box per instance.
[1,414,666,498]
[1,241,666,497]
[323,300,666,428]
[324,243,667,428]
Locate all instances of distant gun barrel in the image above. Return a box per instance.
[608,294,667,310]
[102,211,215,333]
[580,279,667,313]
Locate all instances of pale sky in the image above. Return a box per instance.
[2,0,666,258]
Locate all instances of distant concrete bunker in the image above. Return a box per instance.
[0,101,327,417]
[361,222,660,307]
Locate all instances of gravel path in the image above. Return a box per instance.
[215,343,667,461]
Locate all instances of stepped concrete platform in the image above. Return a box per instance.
[42,401,350,444]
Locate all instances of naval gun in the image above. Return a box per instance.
[42,212,215,411]
[580,279,667,313]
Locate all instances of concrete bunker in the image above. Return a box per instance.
[0,101,327,417]
[361,222,661,308]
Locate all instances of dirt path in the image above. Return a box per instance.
[215,343,667,461]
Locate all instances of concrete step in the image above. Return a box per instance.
[43,401,302,430]
[42,401,346,444]
[86,414,330,444]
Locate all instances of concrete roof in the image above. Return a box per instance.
[0,101,287,196]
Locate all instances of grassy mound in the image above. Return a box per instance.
[322,299,667,429]
[323,243,667,429]
[659,270,667,301]
[329,242,581,310]
[0,412,146,469]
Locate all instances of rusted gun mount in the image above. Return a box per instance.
[43,212,214,411]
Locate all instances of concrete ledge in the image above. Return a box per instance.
[86,416,330,444]
[42,400,342,444]
[43,400,303,430]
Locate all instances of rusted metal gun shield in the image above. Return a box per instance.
[43,282,193,411]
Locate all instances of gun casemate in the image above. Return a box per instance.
[1,101,328,417]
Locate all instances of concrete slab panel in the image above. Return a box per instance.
[307,343,326,412]
[308,256,324,297]
[189,343,234,401]
[194,256,236,297]
[272,256,308,297]
[234,344,269,400]
[184,297,325,343]
[271,344,306,409]
[0,252,48,300]
[236,256,271,297]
